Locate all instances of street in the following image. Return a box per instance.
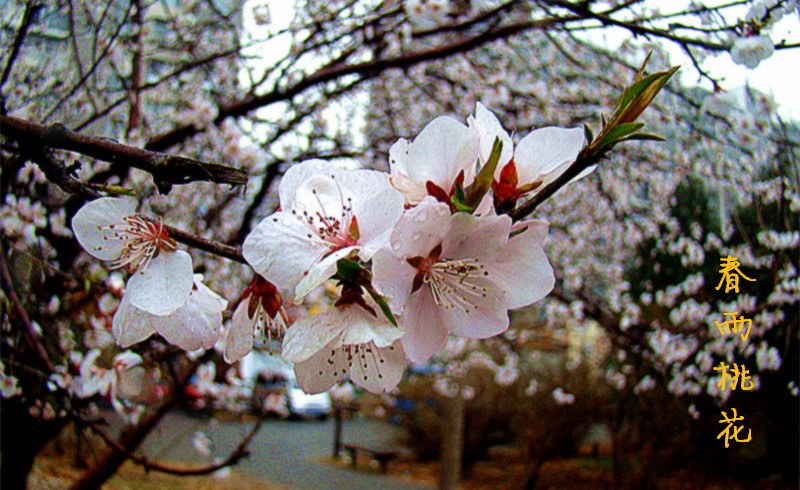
[136,410,429,489]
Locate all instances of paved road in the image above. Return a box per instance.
[137,410,430,489]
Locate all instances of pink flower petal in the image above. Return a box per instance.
[492,220,554,309]
[468,102,514,176]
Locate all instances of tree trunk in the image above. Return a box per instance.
[1,402,67,489]
[438,395,464,490]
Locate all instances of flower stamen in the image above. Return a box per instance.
[100,216,175,273]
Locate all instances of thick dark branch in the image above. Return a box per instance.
[88,413,263,477]
[1,115,248,189]
[0,2,42,90]
[146,15,565,151]
[26,145,102,202]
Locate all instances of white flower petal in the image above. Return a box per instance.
[389,138,411,175]
[281,309,348,364]
[293,338,342,394]
[390,173,428,205]
[71,197,137,261]
[294,336,405,395]
[112,294,157,347]
[243,211,329,294]
[343,168,397,200]
[278,159,336,208]
[293,246,355,302]
[387,197,451,260]
[468,102,513,173]
[224,301,256,363]
[191,274,228,312]
[337,308,404,347]
[292,175,349,223]
[151,287,221,351]
[406,116,479,191]
[291,302,404,394]
[126,250,193,316]
[372,248,417,313]
[347,340,405,394]
[443,212,510,262]
[514,127,585,186]
[354,188,405,259]
[445,275,509,339]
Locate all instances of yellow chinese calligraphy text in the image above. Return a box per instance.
[717,408,752,448]
[715,255,755,293]
[715,312,752,342]
[713,362,755,391]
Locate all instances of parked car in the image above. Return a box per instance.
[284,376,331,420]
[242,351,331,419]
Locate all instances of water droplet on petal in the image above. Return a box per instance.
[391,241,402,251]
[412,232,421,240]
[414,210,428,223]
[436,207,449,216]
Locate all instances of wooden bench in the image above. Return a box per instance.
[341,442,397,474]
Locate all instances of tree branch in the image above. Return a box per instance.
[1,115,248,190]
[0,2,42,91]
[87,413,263,477]
[157,221,246,264]
[145,15,567,151]
[0,237,54,373]
[510,144,601,220]
[70,354,203,490]
[546,0,730,51]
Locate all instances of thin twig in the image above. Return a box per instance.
[0,237,55,373]
[145,14,570,151]
[0,2,42,90]
[158,221,246,264]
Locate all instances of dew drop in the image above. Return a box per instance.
[435,207,449,216]
[411,232,421,240]
[413,210,428,223]
[391,241,402,251]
